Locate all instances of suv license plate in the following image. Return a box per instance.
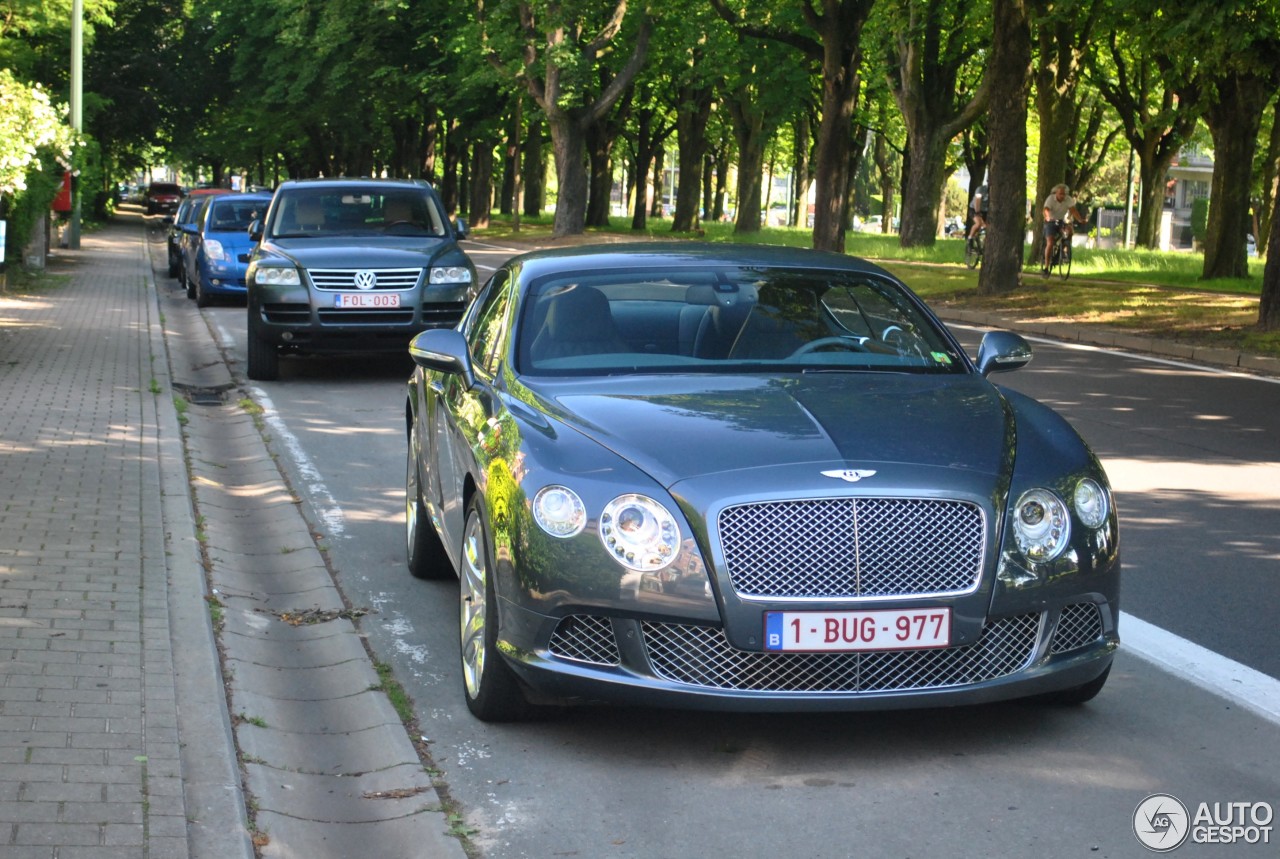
[334,292,401,309]
[764,608,951,652]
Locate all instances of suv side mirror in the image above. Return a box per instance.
[248,220,263,242]
[454,218,468,240]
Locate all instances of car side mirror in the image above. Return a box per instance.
[454,217,468,240]
[248,220,263,242]
[409,328,475,389]
[976,330,1032,376]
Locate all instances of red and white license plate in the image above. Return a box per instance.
[333,292,401,309]
[764,607,951,652]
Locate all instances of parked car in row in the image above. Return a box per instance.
[180,192,274,306]
[165,189,231,278]
[405,243,1121,722]
[244,177,475,381]
[144,182,183,216]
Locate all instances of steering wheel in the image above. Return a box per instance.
[789,336,869,357]
[880,325,928,359]
[383,220,418,233]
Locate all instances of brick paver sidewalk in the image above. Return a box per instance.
[0,221,245,858]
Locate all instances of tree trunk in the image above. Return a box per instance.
[1202,71,1270,280]
[1259,104,1280,257]
[810,63,861,252]
[1261,184,1280,328]
[672,84,711,232]
[585,118,613,228]
[1027,6,1090,269]
[1135,151,1173,250]
[469,143,494,230]
[650,150,665,218]
[898,130,950,245]
[500,112,518,216]
[631,111,654,231]
[728,90,767,234]
[441,119,461,215]
[547,112,589,237]
[979,0,1031,295]
[522,117,544,217]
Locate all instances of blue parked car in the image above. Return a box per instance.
[182,192,274,306]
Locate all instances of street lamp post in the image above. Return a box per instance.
[69,0,83,250]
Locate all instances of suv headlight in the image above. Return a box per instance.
[429,266,472,285]
[253,267,301,286]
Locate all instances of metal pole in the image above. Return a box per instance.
[69,0,83,249]
[1123,148,1135,250]
[512,92,522,234]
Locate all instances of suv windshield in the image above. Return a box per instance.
[267,189,448,239]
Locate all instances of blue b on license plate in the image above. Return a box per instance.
[764,608,951,652]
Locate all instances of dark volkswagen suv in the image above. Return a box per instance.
[244,178,476,380]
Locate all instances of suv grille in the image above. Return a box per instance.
[718,498,984,599]
[308,268,422,290]
[643,614,1040,692]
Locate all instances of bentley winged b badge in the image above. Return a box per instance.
[821,469,877,483]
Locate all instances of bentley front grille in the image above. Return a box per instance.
[548,615,621,666]
[718,497,985,599]
[642,614,1041,693]
[1049,603,1105,654]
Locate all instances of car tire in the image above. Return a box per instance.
[406,425,451,580]
[195,276,211,308]
[167,254,180,279]
[245,316,279,381]
[459,495,535,722]
[1038,663,1110,705]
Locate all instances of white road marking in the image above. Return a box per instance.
[1121,611,1280,725]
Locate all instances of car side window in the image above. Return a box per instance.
[465,271,512,377]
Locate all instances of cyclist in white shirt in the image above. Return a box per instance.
[1042,184,1086,274]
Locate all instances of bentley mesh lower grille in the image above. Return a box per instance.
[718,497,985,599]
[548,615,620,665]
[1049,603,1104,654]
[642,614,1041,692]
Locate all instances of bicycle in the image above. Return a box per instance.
[1046,219,1077,280]
[965,226,985,269]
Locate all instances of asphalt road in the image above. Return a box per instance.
[176,233,1280,858]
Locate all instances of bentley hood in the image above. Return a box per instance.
[536,373,1016,491]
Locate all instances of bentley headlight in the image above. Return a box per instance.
[599,494,680,571]
[253,266,301,286]
[1012,488,1070,563]
[533,485,586,538]
[1073,478,1109,529]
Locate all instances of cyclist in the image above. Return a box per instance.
[968,181,989,243]
[1042,183,1086,275]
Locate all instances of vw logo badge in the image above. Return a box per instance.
[354,270,377,290]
